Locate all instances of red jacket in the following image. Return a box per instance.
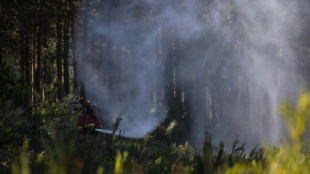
[77,112,103,132]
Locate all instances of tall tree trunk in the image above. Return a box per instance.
[71,1,78,90]
[35,0,44,100]
[31,36,36,103]
[25,35,31,88]
[80,0,90,102]
[104,0,113,93]
[56,0,63,100]
[20,32,25,80]
[36,26,42,97]
[158,26,165,106]
[42,35,48,101]
[0,43,2,68]
[63,0,70,95]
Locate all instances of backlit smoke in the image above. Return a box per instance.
[77,0,307,148]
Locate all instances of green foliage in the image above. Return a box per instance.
[37,91,81,139]
[214,141,226,168]
[115,150,128,174]
[11,137,31,174]
[226,89,310,174]
[164,87,193,145]
[113,113,123,135]
[0,77,82,173]
[202,132,214,173]
[0,59,31,173]
[3,79,310,174]
[0,57,30,108]
[228,137,246,167]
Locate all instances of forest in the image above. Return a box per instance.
[1,0,310,173]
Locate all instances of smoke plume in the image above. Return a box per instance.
[77,0,308,148]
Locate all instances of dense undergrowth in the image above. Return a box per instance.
[1,61,310,173]
[2,90,310,174]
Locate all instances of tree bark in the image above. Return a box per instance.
[20,32,25,80]
[25,35,31,87]
[63,0,70,95]
[70,0,78,90]
[104,0,113,92]
[56,0,63,100]
[80,0,90,101]
[35,0,44,100]
[31,36,36,103]
[42,35,48,101]
[35,26,42,97]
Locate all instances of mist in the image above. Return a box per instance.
[77,0,308,148]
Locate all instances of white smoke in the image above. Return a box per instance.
[77,0,307,147]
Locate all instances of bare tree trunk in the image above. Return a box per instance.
[104,0,113,94]
[63,0,70,95]
[20,32,25,80]
[158,26,165,106]
[42,35,48,101]
[35,0,44,100]
[56,0,63,101]
[80,0,90,102]
[71,1,78,90]
[36,26,42,97]
[25,36,31,88]
[31,36,36,103]
[0,49,2,67]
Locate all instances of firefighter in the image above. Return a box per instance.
[77,99,103,142]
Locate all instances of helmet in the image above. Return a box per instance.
[84,100,97,110]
